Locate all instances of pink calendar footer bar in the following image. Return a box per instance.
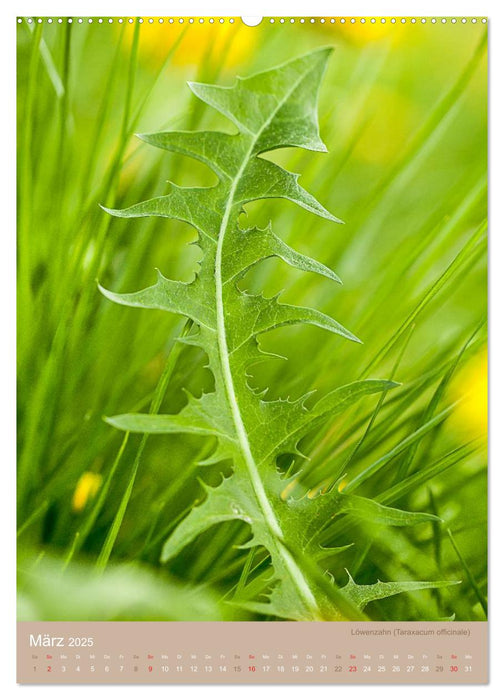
[17,621,488,684]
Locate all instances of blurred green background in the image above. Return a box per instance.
[17,17,487,622]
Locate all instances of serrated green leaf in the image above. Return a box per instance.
[106,390,235,443]
[161,474,260,562]
[99,270,216,329]
[100,50,449,621]
[188,48,332,153]
[337,494,442,527]
[299,490,441,536]
[342,571,460,610]
[222,222,342,284]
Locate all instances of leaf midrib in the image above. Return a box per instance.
[213,64,322,618]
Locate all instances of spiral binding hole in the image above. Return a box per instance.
[16,16,488,25]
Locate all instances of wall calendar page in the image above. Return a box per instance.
[16,13,488,686]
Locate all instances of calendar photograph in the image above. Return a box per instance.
[17,15,488,684]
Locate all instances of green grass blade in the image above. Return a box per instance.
[95,322,190,572]
[343,404,456,494]
[446,528,487,616]
[396,321,486,479]
[361,220,487,378]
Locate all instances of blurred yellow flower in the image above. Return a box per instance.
[449,349,487,439]
[337,478,348,493]
[332,18,396,44]
[72,472,103,513]
[324,17,420,46]
[123,19,257,69]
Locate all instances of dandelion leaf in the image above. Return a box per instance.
[101,50,447,620]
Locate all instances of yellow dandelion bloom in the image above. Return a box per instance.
[72,472,103,513]
[331,17,397,44]
[323,17,420,46]
[123,19,257,70]
[449,349,487,439]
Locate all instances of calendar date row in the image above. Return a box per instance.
[36,663,473,674]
